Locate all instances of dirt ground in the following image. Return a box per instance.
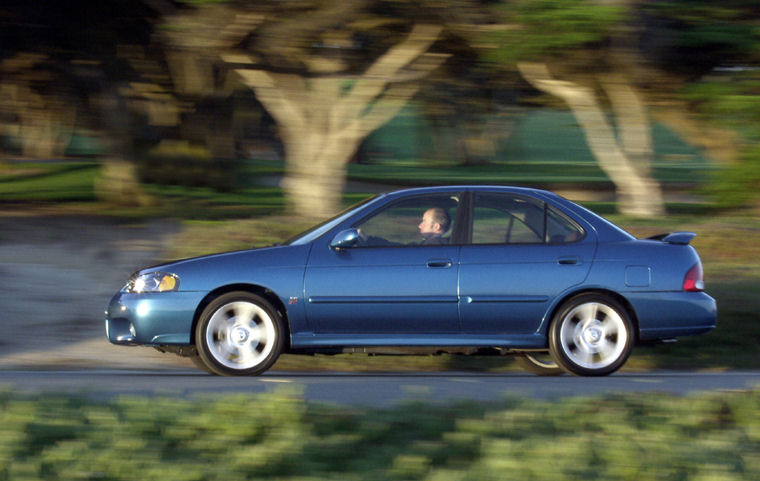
[0,211,194,370]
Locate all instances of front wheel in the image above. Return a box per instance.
[195,292,284,376]
[548,294,634,376]
[189,354,216,374]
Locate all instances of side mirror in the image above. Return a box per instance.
[330,229,361,250]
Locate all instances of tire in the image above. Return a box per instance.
[548,293,634,376]
[189,354,217,375]
[514,352,564,376]
[195,292,284,376]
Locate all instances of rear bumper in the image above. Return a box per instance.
[628,291,717,341]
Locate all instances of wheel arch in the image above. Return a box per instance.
[191,284,291,349]
[544,288,640,342]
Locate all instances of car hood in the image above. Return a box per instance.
[135,243,313,291]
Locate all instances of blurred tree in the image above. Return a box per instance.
[114,2,264,191]
[0,53,75,160]
[224,2,448,217]
[0,0,157,204]
[126,0,448,217]
[479,0,665,216]
[412,43,521,167]
[134,2,265,159]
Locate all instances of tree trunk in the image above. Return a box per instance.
[280,129,357,219]
[92,88,151,206]
[94,158,150,206]
[14,88,75,159]
[518,63,664,217]
[282,165,347,220]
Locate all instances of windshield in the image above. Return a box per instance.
[284,194,381,245]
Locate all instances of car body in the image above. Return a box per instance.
[106,186,717,376]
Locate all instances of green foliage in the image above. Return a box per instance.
[0,389,758,480]
[480,0,626,65]
[137,141,239,192]
[643,1,760,57]
[707,145,760,209]
[682,72,760,208]
[683,77,760,138]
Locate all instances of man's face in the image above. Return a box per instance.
[418,209,442,236]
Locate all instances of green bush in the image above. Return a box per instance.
[1,389,758,480]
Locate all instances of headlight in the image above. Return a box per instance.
[124,272,180,293]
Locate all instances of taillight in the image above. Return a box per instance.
[683,263,704,292]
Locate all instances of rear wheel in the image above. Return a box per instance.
[549,294,634,376]
[514,352,563,376]
[195,292,284,376]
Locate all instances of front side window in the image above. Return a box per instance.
[285,195,380,245]
[354,194,460,247]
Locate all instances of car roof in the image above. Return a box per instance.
[379,185,552,199]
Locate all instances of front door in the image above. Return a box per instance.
[305,193,463,334]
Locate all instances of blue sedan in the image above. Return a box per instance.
[106,186,717,376]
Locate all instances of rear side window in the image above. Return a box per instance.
[546,207,584,243]
[471,193,583,245]
[472,194,545,244]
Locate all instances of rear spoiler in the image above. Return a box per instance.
[646,231,697,245]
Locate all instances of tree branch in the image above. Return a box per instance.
[365,24,444,79]
[517,62,664,216]
[235,69,306,132]
[517,62,593,102]
[161,4,263,50]
[600,74,652,161]
[347,83,421,138]
[333,24,444,127]
[257,1,365,62]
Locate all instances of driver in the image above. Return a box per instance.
[418,207,450,245]
[359,207,451,246]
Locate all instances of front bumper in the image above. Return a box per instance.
[105,291,206,346]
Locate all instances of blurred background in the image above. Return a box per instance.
[1,5,759,478]
[0,0,759,371]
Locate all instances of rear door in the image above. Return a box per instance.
[458,192,595,334]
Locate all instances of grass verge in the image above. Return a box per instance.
[0,162,98,202]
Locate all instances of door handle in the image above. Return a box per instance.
[427,259,453,268]
[557,256,580,265]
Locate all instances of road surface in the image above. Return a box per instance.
[1,369,757,406]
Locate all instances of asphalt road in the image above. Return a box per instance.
[1,369,758,406]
